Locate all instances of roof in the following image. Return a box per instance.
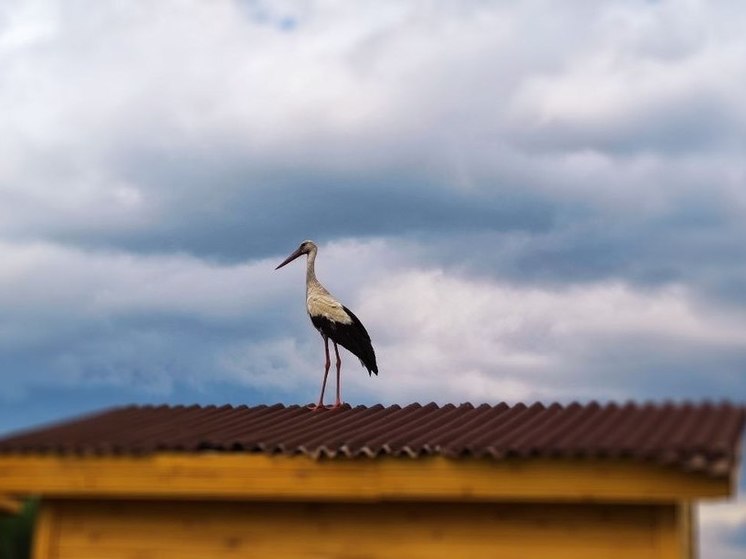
[0,402,743,477]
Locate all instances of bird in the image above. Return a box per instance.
[275,240,378,410]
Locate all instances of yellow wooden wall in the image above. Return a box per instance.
[34,499,692,559]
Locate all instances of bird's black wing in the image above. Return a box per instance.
[310,307,378,376]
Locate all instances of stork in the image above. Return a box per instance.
[275,240,378,410]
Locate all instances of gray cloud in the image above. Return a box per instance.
[2,0,744,267]
[1,0,744,422]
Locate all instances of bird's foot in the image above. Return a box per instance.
[308,403,335,412]
[329,401,345,410]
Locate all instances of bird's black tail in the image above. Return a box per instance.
[358,351,378,376]
[341,306,378,376]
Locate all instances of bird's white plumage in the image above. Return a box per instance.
[303,243,353,325]
[307,286,352,325]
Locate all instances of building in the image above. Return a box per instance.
[0,401,743,558]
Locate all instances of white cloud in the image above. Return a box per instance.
[0,237,407,393]
[346,268,746,404]
[2,0,745,244]
[220,337,316,394]
[0,239,321,373]
[701,492,746,559]
[1,234,744,403]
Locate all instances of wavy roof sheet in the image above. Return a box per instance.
[0,402,743,477]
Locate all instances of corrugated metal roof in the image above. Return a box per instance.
[0,402,743,477]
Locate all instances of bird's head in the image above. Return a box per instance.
[275,240,317,270]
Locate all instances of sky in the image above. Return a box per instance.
[1,0,745,555]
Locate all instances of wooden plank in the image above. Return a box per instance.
[679,502,695,559]
[51,499,670,559]
[32,501,57,559]
[0,494,22,514]
[0,454,730,502]
[654,503,697,559]
[654,505,677,559]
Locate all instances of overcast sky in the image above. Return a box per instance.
[2,1,746,555]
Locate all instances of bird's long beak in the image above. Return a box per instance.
[275,247,305,270]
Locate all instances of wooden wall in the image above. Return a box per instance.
[34,499,693,559]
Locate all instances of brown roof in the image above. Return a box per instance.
[0,402,743,477]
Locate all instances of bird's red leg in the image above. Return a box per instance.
[332,342,343,409]
[311,336,331,411]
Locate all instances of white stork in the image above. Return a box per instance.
[275,240,378,410]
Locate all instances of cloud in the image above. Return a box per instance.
[3,236,743,407]
[0,237,404,399]
[1,0,744,269]
[352,268,746,404]
[0,237,295,397]
[701,487,746,559]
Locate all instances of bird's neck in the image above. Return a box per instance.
[305,248,319,294]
